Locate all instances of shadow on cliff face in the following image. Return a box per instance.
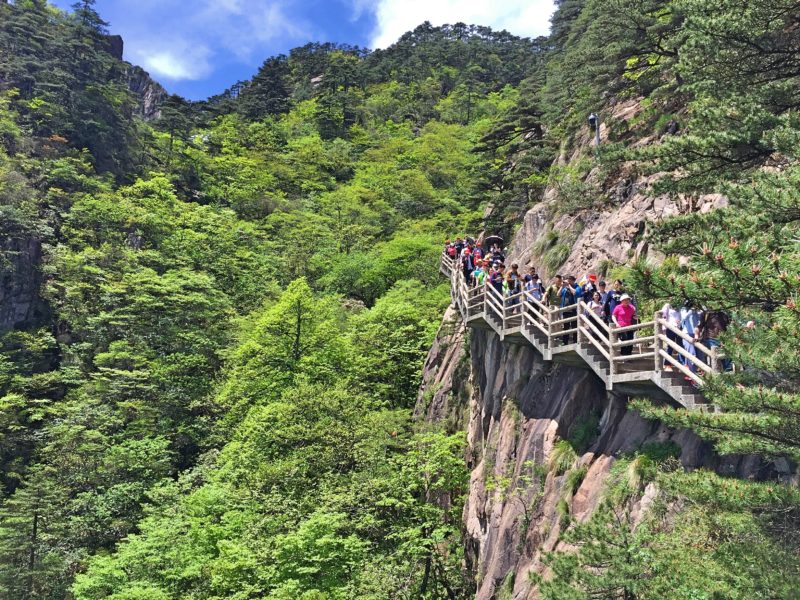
[0,237,48,332]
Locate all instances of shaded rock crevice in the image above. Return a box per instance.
[0,236,48,331]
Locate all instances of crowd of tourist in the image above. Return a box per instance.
[444,237,732,378]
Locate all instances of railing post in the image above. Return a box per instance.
[608,325,617,381]
[653,313,662,378]
[710,349,719,374]
[577,303,584,346]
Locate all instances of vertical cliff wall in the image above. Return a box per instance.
[0,236,47,331]
[416,99,776,599]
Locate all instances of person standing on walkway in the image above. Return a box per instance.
[461,246,474,283]
[581,274,598,303]
[545,275,563,308]
[696,310,732,371]
[587,291,603,319]
[680,303,702,374]
[598,280,608,311]
[560,275,581,344]
[612,293,637,356]
[659,301,683,371]
[602,279,626,324]
[524,269,543,302]
[503,271,521,310]
[489,262,504,295]
[472,260,487,287]
[586,291,605,341]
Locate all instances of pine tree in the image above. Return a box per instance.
[626,0,800,462]
[237,55,291,120]
[0,466,70,600]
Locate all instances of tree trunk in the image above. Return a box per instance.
[292,298,302,364]
[27,510,38,598]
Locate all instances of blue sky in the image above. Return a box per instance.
[51,0,555,100]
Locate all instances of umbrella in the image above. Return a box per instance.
[465,236,476,245]
[484,235,504,248]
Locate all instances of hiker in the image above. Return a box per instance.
[612,293,637,356]
[598,280,608,309]
[602,279,626,324]
[581,274,598,303]
[680,303,703,374]
[586,291,605,341]
[659,301,683,371]
[509,263,522,304]
[544,275,563,308]
[454,237,465,257]
[524,266,543,302]
[503,271,521,308]
[489,262,504,295]
[587,291,604,319]
[473,244,484,261]
[472,260,487,287]
[461,246,474,283]
[695,310,732,371]
[559,275,581,344]
[525,277,543,302]
[490,244,505,264]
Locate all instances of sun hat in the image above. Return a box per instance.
[620,293,631,301]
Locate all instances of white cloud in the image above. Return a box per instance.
[133,44,214,81]
[366,0,556,49]
[201,1,311,60]
[110,0,313,81]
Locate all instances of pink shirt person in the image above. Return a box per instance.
[612,298,636,327]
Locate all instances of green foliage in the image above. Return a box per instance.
[548,161,605,215]
[549,440,578,476]
[539,468,800,599]
[0,5,525,595]
[566,411,600,454]
[5,0,799,597]
[564,466,588,497]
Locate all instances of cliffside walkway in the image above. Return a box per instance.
[441,254,722,412]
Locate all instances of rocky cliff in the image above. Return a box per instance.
[0,236,48,331]
[126,64,167,120]
[415,98,780,599]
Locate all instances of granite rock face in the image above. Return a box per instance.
[419,311,770,599]
[415,98,765,599]
[505,99,728,283]
[127,64,167,121]
[0,236,47,331]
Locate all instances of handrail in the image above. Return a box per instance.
[578,301,610,335]
[656,317,715,358]
[439,250,723,410]
[611,320,654,334]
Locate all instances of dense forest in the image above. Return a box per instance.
[0,0,799,598]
